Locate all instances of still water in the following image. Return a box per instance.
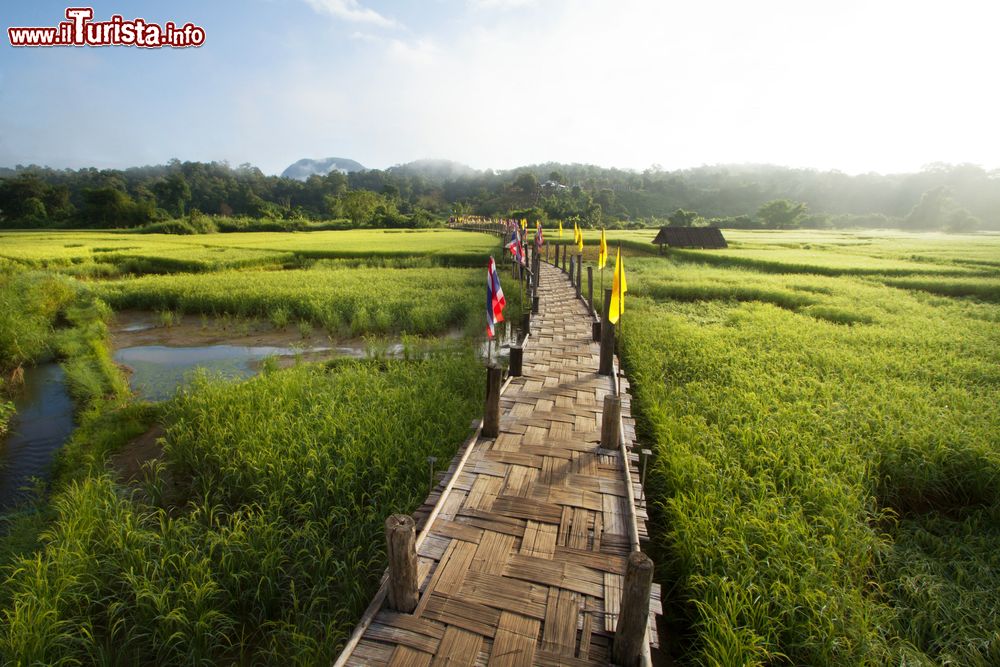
[0,364,75,512]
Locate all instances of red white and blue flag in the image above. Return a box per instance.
[506,229,525,265]
[486,256,506,338]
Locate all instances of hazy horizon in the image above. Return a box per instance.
[3,0,998,176]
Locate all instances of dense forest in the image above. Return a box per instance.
[1,159,997,232]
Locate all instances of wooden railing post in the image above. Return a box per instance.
[532,295,540,314]
[575,255,582,299]
[483,363,502,438]
[613,551,655,666]
[508,345,523,377]
[587,266,594,313]
[600,394,621,449]
[385,514,418,613]
[568,255,574,284]
[521,312,531,337]
[599,289,615,376]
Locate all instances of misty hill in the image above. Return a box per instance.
[281,157,365,181]
[386,159,480,182]
[2,159,998,232]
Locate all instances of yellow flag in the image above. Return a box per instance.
[521,218,527,231]
[577,225,584,253]
[598,229,608,269]
[558,220,563,238]
[608,246,627,324]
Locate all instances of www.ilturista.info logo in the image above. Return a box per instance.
[8,7,205,48]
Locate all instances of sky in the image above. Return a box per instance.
[1,0,998,176]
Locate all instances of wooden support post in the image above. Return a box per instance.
[576,255,582,299]
[568,254,574,284]
[599,289,615,376]
[545,243,549,263]
[592,320,601,342]
[483,363,502,438]
[613,551,655,666]
[385,514,418,613]
[562,245,567,272]
[532,295,540,314]
[521,312,531,336]
[587,266,594,313]
[600,394,621,449]
[508,345,523,377]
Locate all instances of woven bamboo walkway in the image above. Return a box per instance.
[335,259,660,666]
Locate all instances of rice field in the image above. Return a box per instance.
[0,229,501,274]
[0,357,483,664]
[607,233,1000,665]
[1,227,997,665]
[93,265,498,336]
[0,229,513,664]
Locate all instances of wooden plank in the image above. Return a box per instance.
[374,610,446,640]
[368,622,440,655]
[346,639,393,666]
[459,570,549,619]
[457,508,527,538]
[465,476,502,511]
[483,450,543,469]
[470,531,515,575]
[388,645,433,667]
[434,540,477,596]
[604,572,623,633]
[423,594,501,639]
[489,612,539,667]
[553,545,627,574]
[432,519,484,545]
[432,627,483,667]
[491,496,563,524]
[501,554,604,598]
[541,588,581,656]
[567,507,591,550]
[501,465,538,498]
[545,486,604,512]
[520,520,558,559]
[579,611,594,661]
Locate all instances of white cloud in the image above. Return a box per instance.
[468,0,537,10]
[303,0,397,28]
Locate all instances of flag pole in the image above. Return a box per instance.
[617,243,623,396]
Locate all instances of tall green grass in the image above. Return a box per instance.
[612,240,1000,665]
[93,265,519,336]
[0,356,483,665]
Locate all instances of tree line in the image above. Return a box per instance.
[0,158,996,232]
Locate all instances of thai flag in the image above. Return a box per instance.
[506,229,524,265]
[486,256,506,338]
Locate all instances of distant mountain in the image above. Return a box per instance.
[387,159,480,181]
[281,157,365,181]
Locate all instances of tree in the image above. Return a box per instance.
[757,199,807,229]
[338,190,383,226]
[945,207,981,233]
[667,208,699,227]
[152,173,192,217]
[906,187,951,230]
[513,172,538,195]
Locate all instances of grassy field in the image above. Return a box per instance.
[0,357,483,664]
[1,227,997,665]
[0,229,501,274]
[0,229,519,664]
[598,231,1000,665]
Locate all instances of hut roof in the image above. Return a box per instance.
[652,226,728,248]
